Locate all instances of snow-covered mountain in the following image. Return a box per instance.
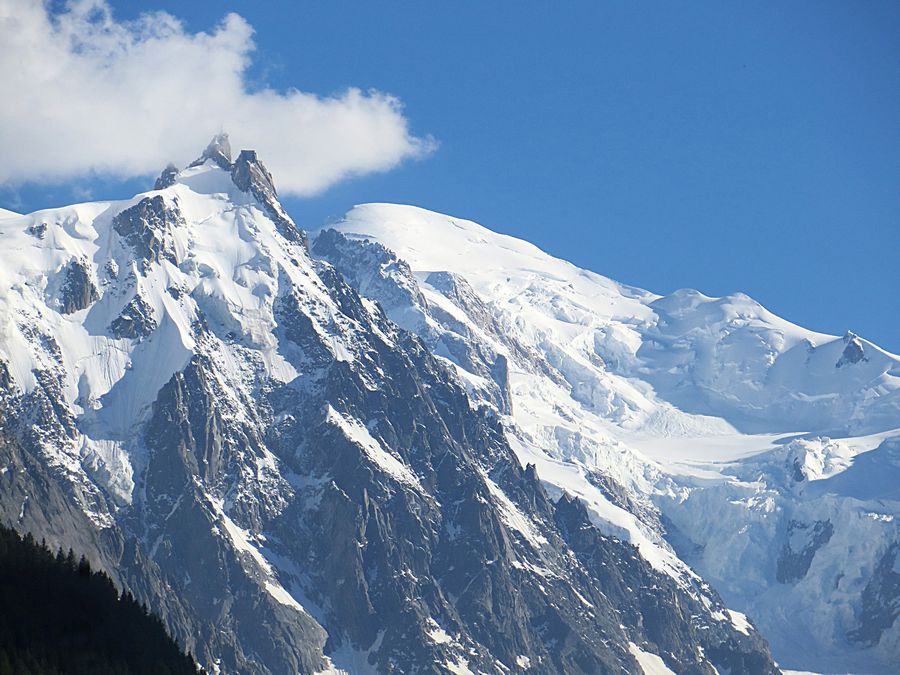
[0,137,779,674]
[314,204,900,674]
[0,136,895,673]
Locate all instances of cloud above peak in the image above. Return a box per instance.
[0,0,434,195]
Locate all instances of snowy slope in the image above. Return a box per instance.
[318,203,900,673]
[329,204,899,438]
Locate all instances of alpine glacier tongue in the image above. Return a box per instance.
[0,143,780,674]
[315,202,900,673]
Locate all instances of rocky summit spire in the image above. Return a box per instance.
[190,132,233,170]
[153,163,179,191]
[231,149,306,246]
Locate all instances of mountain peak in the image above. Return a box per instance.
[153,163,179,191]
[190,132,233,171]
[231,149,306,245]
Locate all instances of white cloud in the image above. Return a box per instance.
[0,0,434,195]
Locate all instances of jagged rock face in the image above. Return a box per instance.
[27,221,47,239]
[190,133,233,171]
[312,230,549,416]
[836,332,868,368]
[154,163,180,191]
[553,496,776,675]
[138,356,329,673]
[313,229,427,317]
[0,144,780,674]
[776,519,834,584]
[231,149,306,245]
[309,228,782,672]
[313,231,559,387]
[0,357,110,559]
[182,134,305,247]
[110,294,157,340]
[850,544,900,646]
[58,257,98,314]
[112,195,184,265]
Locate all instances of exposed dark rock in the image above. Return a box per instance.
[139,356,330,674]
[26,221,47,239]
[258,336,647,673]
[58,257,99,314]
[231,150,306,245]
[426,271,495,331]
[274,290,335,369]
[313,260,373,326]
[308,228,780,672]
[791,458,806,483]
[776,519,834,583]
[154,163,180,190]
[189,133,233,171]
[0,413,109,567]
[105,259,119,280]
[112,196,184,265]
[555,494,778,675]
[110,294,157,340]
[314,229,427,316]
[836,332,868,368]
[585,469,664,536]
[315,230,566,390]
[490,354,513,414]
[313,229,563,417]
[849,543,900,646]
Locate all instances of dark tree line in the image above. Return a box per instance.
[0,522,199,675]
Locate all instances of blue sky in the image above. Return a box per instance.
[5,1,899,351]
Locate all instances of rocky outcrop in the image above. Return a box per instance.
[112,195,183,265]
[836,331,868,368]
[190,133,233,171]
[312,230,559,415]
[27,221,47,239]
[232,150,306,245]
[776,519,834,584]
[58,257,98,314]
[138,356,330,674]
[313,229,428,317]
[849,544,900,646]
[555,495,778,674]
[110,294,157,340]
[154,163,179,190]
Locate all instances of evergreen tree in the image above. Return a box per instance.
[0,522,200,675]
